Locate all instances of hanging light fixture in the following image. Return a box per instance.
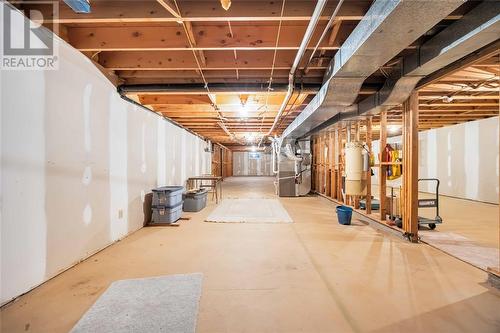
[239,94,249,107]
[220,0,231,11]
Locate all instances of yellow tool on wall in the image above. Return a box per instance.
[388,149,402,180]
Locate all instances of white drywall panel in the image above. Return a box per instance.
[233,152,272,176]
[0,12,210,304]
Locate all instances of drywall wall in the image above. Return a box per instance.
[0,10,210,305]
[233,152,273,176]
[371,116,499,204]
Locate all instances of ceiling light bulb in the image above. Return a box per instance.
[239,94,249,107]
[220,0,231,10]
[388,125,400,134]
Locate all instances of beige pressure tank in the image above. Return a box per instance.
[345,141,366,195]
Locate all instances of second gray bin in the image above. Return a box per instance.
[151,202,183,224]
[152,186,184,207]
[183,189,208,212]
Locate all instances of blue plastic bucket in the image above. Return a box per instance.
[336,205,353,225]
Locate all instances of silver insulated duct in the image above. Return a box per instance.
[281,0,465,141]
[359,1,500,116]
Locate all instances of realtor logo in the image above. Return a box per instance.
[1,1,59,70]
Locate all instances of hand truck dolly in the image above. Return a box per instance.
[395,178,443,230]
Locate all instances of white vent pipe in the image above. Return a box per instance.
[259,0,328,145]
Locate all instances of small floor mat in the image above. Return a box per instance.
[205,198,293,223]
[70,273,203,333]
[420,231,499,271]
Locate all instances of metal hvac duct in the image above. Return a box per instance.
[281,0,464,141]
[359,1,500,116]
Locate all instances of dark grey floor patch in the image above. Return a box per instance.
[71,273,203,333]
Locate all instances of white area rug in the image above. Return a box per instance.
[206,199,293,223]
[420,231,499,271]
[70,273,203,333]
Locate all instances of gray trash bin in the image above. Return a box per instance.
[183,189,208,212]
[151,202,183,224]
[152,186,184,207]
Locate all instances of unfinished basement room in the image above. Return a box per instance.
[1,0,499,332]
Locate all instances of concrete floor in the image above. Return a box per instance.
[368,184,499,270]
[419,195,499,248]
[418,195,499,271]
[1,177,499,332]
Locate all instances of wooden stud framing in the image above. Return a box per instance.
[353,122,360,209]
[337,127,344,203]
[379,111,387,222]
[402,92,419,242]
[329,130,335,198]
[21,0,496,148]
[366,117,373,215]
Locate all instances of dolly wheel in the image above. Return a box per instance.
[395,219,402,228]
[429,223,436,230]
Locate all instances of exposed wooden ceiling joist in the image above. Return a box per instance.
[98,50,325,70]
[18,0,496,147]
[66,24,346,52]
[29,1,373,24]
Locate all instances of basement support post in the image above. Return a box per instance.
[366,117,373,215]
[319,133,324,194]
[323,132,328,194]
[338,128,344,203]
[379,111,387,221]
[402,91,419,242]
[354,122,360,209]
[327,131,335,198]
[312,137,317,192]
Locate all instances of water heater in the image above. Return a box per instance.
[344,141,365,195]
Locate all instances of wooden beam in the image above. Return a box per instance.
[184,21,207,67]
[419,94,500,100]
[153,104,286,112]
[139,93,292,105]
[402,91,419,242]
[67,24,341,52]
[366,117,372,215]
[98,50,323,70]
[417,40,500,88]
[420,102,499,107]
[154,1,208,71]
[328,131,334,198]
[156,0,180,18]
[90,59,123,86]
[337,128,343,203]
[379,111,387,222]
[27,1,372,24]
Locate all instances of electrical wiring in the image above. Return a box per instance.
[172,0,237,141]
[258,0,287,135]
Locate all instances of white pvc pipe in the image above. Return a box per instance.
[271,141,278,174]
[260,0,328,144]
[303,0,345,72]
